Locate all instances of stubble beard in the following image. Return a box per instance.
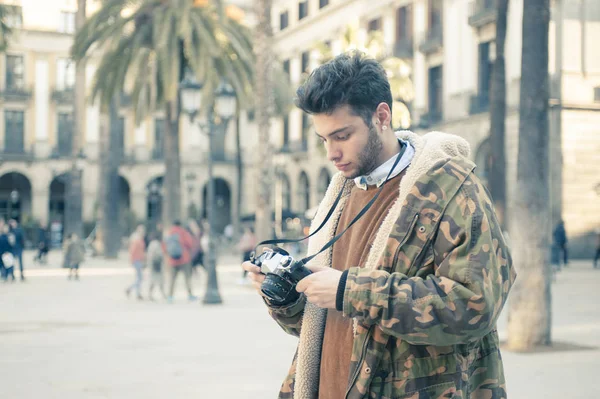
[347,125,383,180]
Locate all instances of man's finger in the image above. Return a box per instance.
[296,273,316,292]
[248,272,265,283]
[242,261,261,274]
[306,264,328,273]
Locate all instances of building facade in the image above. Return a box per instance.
[271,0,600,256]
[1,0,599,255]
[0,0,253,235]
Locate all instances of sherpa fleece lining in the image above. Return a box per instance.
[293,131,471,399]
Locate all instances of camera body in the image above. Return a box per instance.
[251,247,312,305]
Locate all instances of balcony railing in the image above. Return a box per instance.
[51,87,74,104]
[151,147,164,160]
[0,86,33,102]
[0,149,34,162]
[211,151,237,164]
[50,145,72,159]
[279,140,308,154]
[393,38,414,59]
[418,25,443,54]
[469,93,490,114]
[468,0,496,28]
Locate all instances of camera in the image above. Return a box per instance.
[251,247,312,306]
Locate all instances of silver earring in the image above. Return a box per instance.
[382,126,387,130]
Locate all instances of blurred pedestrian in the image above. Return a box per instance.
[64,233,85,281]
[9,219,26,281]
[594,229,600,269]
[146,232,166,300]
[224,223,234,244]
[34,222,50,265]
[0,224,15,282]
[126,224,146,300]
[553,220,568,267]
[237,226,256,284]
[187,219,204,272]
[164,220,196,303]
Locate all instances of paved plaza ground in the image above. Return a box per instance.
[1,250,599,398]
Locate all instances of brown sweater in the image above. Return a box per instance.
[318,173,403,398]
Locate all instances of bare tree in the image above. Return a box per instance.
[489,0,508,227]
[507,0,552,350]
[253,0,275,242]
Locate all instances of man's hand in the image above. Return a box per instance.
[296,265,343,309]
[241,261,266,296]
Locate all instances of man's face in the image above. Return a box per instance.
[313,105,383,179]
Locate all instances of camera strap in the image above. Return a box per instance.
[255,141,407,265]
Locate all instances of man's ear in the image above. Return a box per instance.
[375,102,392,130]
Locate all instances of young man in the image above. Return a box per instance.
[242,52,516,398]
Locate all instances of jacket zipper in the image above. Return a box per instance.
[344,325,374,399]
[391,213,420,268]
[343,213,422,398]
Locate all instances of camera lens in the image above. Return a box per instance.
[261,274,300,306]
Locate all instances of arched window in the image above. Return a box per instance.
[317,168,331,199]
[280,173,291,211]
[297,172,310,212]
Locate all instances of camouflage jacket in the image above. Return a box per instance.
[266,131,516,399]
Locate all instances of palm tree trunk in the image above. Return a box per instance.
[94,111,109,256]
[104,100,122,258]
[65,0,86,239]
[163,100,181,226]
[489,0,508,227]
[507,0,551,351]
[253,0,275,243]
[234,104,243,237]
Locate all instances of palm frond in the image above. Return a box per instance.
[79,0,254,125]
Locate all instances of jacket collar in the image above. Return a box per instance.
[353,139,415,190]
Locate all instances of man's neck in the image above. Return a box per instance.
[374,136,402,170]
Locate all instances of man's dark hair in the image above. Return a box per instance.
[295,51,393,127]
[173,220,181,227]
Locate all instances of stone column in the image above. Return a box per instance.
[31,188,50,226]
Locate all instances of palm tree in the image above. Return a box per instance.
[253,0,275,243]
[488,0,509,227]
[0,4,17,52]
[72,0,254,228]
[507,0,551,351]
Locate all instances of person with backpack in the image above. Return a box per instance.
[164,220,197,303]
[126,224,146,300]
[146,232,166,300]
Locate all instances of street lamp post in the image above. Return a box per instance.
[181,78,236,305]
[8,189,19,221]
